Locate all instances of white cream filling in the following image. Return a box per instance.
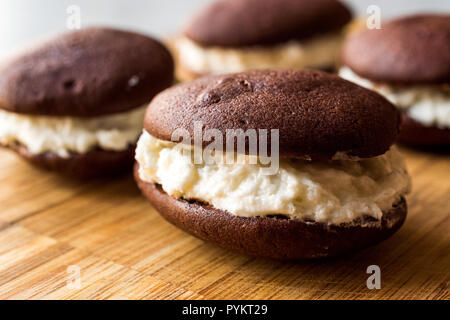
[0,106,146,157]
[176,33,344,75]
[339,67,450,129]
[136,131,410,225]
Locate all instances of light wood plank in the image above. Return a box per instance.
[0,147,448,300]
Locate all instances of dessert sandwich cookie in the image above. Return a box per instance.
[173,0,352,80]
[0,27,174,178]
[340,14,450,148]
[134,69,411,259]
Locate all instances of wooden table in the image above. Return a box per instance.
[0,146,448,300]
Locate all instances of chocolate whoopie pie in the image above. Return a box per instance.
[340,14,450,148]
[173,0,352,80]
[134,69,411,259]
[0,27,174,178]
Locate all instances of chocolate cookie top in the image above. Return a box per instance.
[341,14,450,84]
[0,27,174,117]
[183,0,352,47]
[144,69,400,159]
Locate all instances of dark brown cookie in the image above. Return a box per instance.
[398,113,450,147]
[3,142,135,179]
[183,0,352,47]
[0,27,174,117]
[341,14,450,84]
[134,165,407,260]
[145,69,400,160]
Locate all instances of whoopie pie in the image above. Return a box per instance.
[134,69,411,259]
[0,27,174,178]
[340,14,450,148]
[174,0,352,80]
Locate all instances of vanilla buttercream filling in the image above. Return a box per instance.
[0,106,146,158]
[135,131,410,225]
[176,33,344,75]
[339,67,450,129]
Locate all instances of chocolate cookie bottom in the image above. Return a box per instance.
[398,113,450,148]
[2,142,136,179]
[134,164,407,260]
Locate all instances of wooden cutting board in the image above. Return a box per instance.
[0,146,448,300]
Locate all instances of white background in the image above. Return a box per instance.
[0,0,449,58]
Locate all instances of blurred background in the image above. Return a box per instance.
[0,0,449,59]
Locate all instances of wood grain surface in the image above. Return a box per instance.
[0,146,448,300]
